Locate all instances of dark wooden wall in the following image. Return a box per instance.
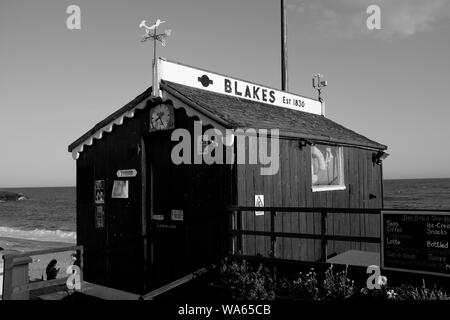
[143,107,232,290]
[236,139,383,261]
[76,102,232,294]
[76,106,148,293]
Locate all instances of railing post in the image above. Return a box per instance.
[320,211,328,262]
[270,210,276,258]
[2,255,14,300]
[378,209,382,256]
[237,209,242,254]
[2,253,32,300]
[229,210,235,254]
[79,247,84,284]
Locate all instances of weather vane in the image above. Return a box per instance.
[313,74,328,115]
[139,18,172,96]
[312,74,327,103]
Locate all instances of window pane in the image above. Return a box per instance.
[311,145,343,186]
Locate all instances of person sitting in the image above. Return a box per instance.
[45,259,60,280]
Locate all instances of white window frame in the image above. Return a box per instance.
[311,144,346,192]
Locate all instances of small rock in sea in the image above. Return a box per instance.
[0,190,28,201]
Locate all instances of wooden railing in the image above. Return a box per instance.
[228,206,382,263]
[1,245,83,300]
[141,267,209,300]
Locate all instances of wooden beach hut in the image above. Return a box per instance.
[68,59,387,294]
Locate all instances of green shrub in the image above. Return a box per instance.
[279,265,356,300]
[216,258,450,301]
[322,265,356,300]
[391,283,450,300]
[278,268,321,300]
[218,258,276,300]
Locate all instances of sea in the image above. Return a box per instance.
[0,187,76,243]
[0,179,450,244]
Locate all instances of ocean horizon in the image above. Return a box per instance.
[1,178,450,244]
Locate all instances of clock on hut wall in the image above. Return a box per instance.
[149,104,175,131]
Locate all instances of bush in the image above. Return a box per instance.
[215,258,450,301]
[218,258,276,300]
[389,284,450,300]
[359,280,450,301]
[278,268,320,300]
[278,265,356,300]
[322,265,356,300]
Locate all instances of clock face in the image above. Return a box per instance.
[150,104,174,131]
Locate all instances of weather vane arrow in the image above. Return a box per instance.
[139,18,172,96]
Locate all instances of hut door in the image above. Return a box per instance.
[146,132,187,289]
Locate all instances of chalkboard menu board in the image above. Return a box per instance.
[382,211,450,276]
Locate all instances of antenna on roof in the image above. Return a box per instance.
[313,74,327,116]
[139,18,172,97]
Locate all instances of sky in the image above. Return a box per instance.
[1,0,449,187]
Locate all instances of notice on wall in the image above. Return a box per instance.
[382,211,450,277]
[111,180,129,199]
[116,169,137,178]
[255,195,265,216]
[152,214,164,221]
[95,180,105,204]
[95,205,105,229]
[171,209,184,221]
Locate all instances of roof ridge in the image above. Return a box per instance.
[161,81,238,128]
[161,81,387,151]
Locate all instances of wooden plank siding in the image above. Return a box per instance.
[237,139,383,262]
[77,107,148,293]
[76,104,233,294]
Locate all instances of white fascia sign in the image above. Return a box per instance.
[158,58,322,115]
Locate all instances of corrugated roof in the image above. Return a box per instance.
[161,81,387,150]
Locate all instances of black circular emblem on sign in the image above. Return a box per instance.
[198,75,213,87]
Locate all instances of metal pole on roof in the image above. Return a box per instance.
[153,27,158,97]
[281,0,288,92]
[139,19,172,97]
